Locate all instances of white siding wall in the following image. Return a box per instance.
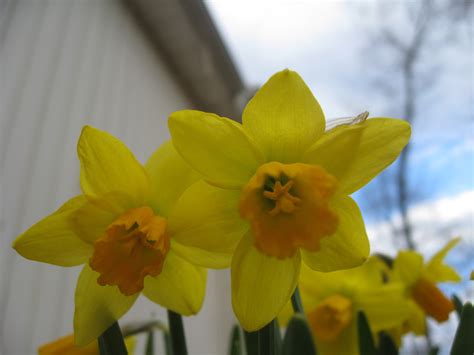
[0,1,234,354]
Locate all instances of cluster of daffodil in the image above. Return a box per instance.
[13,70,470,355]
[277,239,463,355]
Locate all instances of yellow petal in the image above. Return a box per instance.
[74,265,138,346]
[301,195,369,272]
[77,126,150,204]
[424,237,461,283]
[168,110,263,189]
[315,321,358,355]
[168,181,247,264]
[231,232,300,331]
[355,284,410,332]
[303,118,411,194]
[145,141,199,216]
[38,334,98,355]
[71,196,117,243]
[171,240,232,269]
[392,250,424,287]
[13,196,92,266]
[38,334,136,355]
[243,69,325,163]
[143,249,207,315]
[406,300,427,335]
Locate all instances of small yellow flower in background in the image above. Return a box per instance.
[279,259,410,355]
[168,69,411,330]
[388,238,461,336]
[38,334,136,355]
[13,126,207,346]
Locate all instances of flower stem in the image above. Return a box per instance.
[98,321,127,355]
[291,286,304,314]
[258,319,281,355]
[167,310,188,355]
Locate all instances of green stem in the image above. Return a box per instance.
[164,330,174,355]
[98,322,127,355]
[167,310,188,355]
[291,286,304,314]
[145,330,154,355]
[259,319,281,355]
[244,330,259,355]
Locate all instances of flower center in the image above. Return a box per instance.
[411,277,454,322]
[263,180,301,216]
[90,206,170,296]
[239,162,339,258]
[308,294,353,342]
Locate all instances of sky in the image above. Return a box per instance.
[206,1,473,353]
[205,0,473,196]
[205,0,473,227]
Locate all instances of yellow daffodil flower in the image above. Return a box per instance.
[167,69,411,330]
[13,126,207,346]
[38,334,136,355]
[279,259,410,355]
[389,238,461,337]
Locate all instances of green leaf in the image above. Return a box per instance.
[229,325,244,355]
[357,311,376,355]
[145,330,154,355]
[452,294,463,318]
[244,330,259,355]
[376,332,398,355]
[167,310,188,355]
[451,302,474,355]
[429,346,439,355]
[282,314,316,355]
[291,287,305,314]
[98,322,128,355]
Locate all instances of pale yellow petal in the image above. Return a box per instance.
[424,237,461,283]
[302,195,369,272]
[243,69,325,163]
[13,196,92,266]
[168,110,263,188]
[315,321,358,355]
[143,249,207,315]
[74,265,138,346]
[355,284,410,332]
[77,126,150,204]
[168,181,247,262]
[392,251,424,287]
[231,232,300,331]
[171,240,232,269]
[303,118,411,194]
[145,141,199,216]
[71,196,117,244]
[406,301,427,335]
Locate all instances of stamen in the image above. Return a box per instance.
[239,162,339,258]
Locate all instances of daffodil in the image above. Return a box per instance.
[38,334,136,355]
[13,126,207,346]
[167,69,411,330]
[389,238,461,337]
[279,259,410,355]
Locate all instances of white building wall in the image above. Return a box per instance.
[0,1,234,354]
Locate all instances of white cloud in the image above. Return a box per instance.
[367,190,474,256]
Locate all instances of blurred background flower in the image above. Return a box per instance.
[1,0,472,354]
